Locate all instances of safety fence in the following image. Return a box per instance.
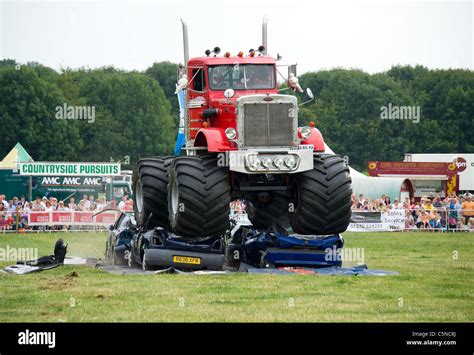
[0,210,119,233]
[1,209,473,233]
[348,209,474,232]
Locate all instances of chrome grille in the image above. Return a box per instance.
[243,102,294,146]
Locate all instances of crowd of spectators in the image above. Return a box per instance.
[0,193,133,231]
[2,191,473,232]
[351,192,474,231]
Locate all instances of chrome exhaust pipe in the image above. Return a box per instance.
[262,16,268,55]
[181,18,189,66]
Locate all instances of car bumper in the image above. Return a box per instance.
[144,248,225,271]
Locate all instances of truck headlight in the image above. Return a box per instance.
[273,156,284,168]
[225,127,237,140]
[300,126,312,139]
[261,157,273,168]
[284,155,297,168]
[248,156,260,169]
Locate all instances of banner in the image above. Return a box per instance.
[347,210,405,232]
[28,211,118,226]
[381,209,405,231]
[18,162,121,176]
[348,211,385,232]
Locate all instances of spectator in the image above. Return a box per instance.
[41,196,48,209]
[357,194,365,209]
[57,201,68,211]
[68,197,77,211]
[423,199,435,212]
[106,199,117,210]
[76,200,85,211]
[50,197,58,211]
[448,198,460,229]
[362,200,370,211]
[22,202,30,221]
[87,200,96,211]
[96,196,107,211]
[405,210,415,229]
[81,194,90,210]
[403,197,410,210]
[420,211,431,230]
[11,196,19,209]
[429,210,442,230]
[31,197,45,211]
[461,195,474,226]
[19,196,27,207]
[44,201,53,212]
[433,196,444,211]
[468,217,474,231]
[351,194,357,208]
[7,201,16,214]
[0,194,9,209]
[384,196,391,205]
[118,195,127,211]
[351,199,359,210]
[392,199,403,210]
[124,199,134,212]
[370,199,378,212]
[88,195,96,210]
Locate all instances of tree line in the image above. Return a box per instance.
[0,59,472,171]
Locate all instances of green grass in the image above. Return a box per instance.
[0,231,472,322]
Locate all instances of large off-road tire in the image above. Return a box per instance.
[248,192,290,229]
[133,156,173,229]
[168,155,231,238]
[289,154,352,235]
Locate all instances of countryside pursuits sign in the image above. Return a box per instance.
[18,162,121,176]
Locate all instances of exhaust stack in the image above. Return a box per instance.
[262,16,268,55]
[181,19,189,66]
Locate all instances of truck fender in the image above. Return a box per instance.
[194,128,236,152]
[300,127,325,152]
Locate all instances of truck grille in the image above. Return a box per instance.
[243,102,294,146]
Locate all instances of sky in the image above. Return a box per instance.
[0,0,472,74]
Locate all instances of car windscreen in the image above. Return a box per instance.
[208,64,275,90]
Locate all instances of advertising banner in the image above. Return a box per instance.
[18,162,121,176]
[28,211,118,226]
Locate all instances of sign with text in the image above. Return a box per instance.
[347,210,405,232]
[18,162,121,176]
[28,211,118,226]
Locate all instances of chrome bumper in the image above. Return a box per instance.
[228,148,314,174]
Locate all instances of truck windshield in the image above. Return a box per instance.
[208,64,275,90]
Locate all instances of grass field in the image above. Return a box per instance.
[0,231,472,322]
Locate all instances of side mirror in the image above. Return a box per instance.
[288,64,297,78]
[298,88,315,107]
[108,225,114,232]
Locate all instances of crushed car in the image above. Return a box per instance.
[105,212,344,272]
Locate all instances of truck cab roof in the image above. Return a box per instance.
[188,55,276,67]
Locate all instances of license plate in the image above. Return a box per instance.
[173,255,201,265]
[298,144,314,150]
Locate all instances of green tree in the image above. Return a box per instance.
[145,61,180,123]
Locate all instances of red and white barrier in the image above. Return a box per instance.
[28,211,119,227]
